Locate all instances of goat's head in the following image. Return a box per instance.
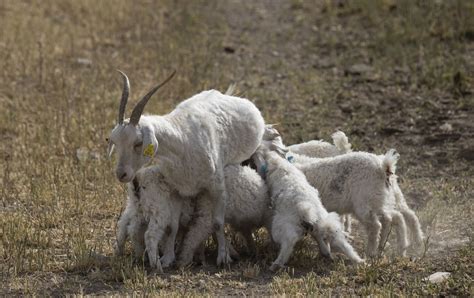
[251,125,288,177]
[108,70,175,183]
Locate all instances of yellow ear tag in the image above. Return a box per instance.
[143,144,155,157]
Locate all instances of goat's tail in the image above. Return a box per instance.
[224,83,237,96]
[382,149,400,177]
[331,131,352,153]
[298,201,319,227]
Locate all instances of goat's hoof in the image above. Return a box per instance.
[160,255,175,268]
[269,263,283,272]
[216,253,232,267]
[150,267,164,275]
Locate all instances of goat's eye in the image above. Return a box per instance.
[105,138,109,142]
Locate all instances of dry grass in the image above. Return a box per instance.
[1,0,473,295]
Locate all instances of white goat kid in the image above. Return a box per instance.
[116,165,271,269]
[289,131,353,232]
[288,131,352,158]
[254,128,412,257]
[288,130,424,253]
[108,71,265,265]
[178,164,272,266]
[263,150,363,271]
[115,167,187,272]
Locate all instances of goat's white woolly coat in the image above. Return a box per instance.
[115,167,189,272]
[288,131,353,231]
[291,150,412,257]
[116,164,271,269]
[147,90,265,198]
[113,90,265,264]
[264,151,363,270]
[288,131,352,158]
[288,131,424,255]
[178,164,272,266]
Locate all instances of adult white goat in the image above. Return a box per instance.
[108,71,265,265]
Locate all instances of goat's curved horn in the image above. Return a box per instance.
[117,70,130,125]
[130,70,176,126]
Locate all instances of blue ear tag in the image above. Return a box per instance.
[287,155,295,163]
[260,164,268,174]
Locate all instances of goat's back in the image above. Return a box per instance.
[171,90,265,165]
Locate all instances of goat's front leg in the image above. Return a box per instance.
[215,227,232,266]
[160,217,180,268]
[128,218,146,259]
[313,232,332,260]
[178,203,214,267]
[115,207,133,256]
[145,219,166,273]
[364,212,382,258]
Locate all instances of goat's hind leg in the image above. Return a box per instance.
[364,211,382,258]
[342,215,352,233]
[210,171,227,229]
[270,225,301,271]
[400,204,424,248]
[378,212,393,256]
[390,211,408,256]
[209,172,232,266]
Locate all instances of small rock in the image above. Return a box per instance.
[76,147,89,162]
[439,122,453,133]
[316,58,334,69]
[223,46,235,54]
[76,58,92,66]
[425,272,451,284]
[76,147,101,162]
[338,103,353,114]
[345,63,373,76]
[380,127,404,135]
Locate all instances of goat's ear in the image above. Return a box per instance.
[142,126,158,159]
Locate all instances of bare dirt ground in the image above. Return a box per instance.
[1,0,473,296]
